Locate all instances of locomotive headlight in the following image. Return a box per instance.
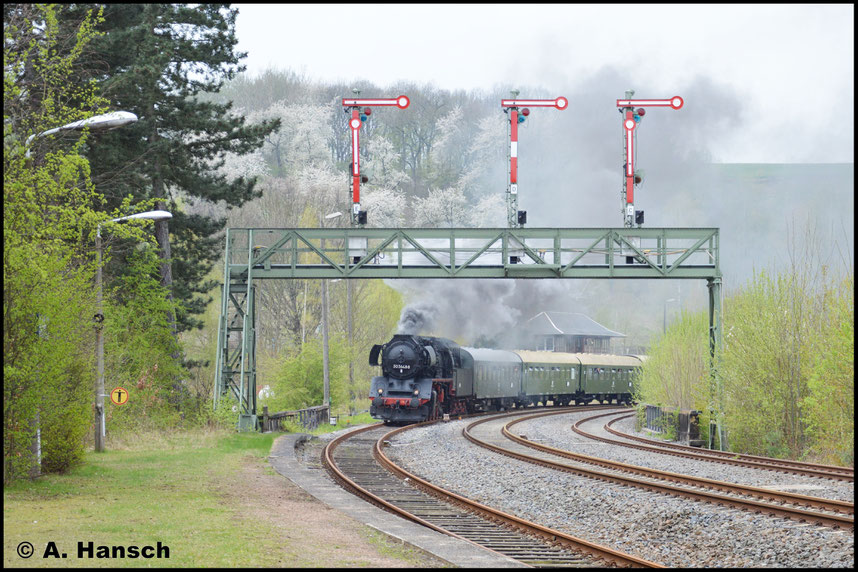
[378,388,384,395]
[413,388,419,395]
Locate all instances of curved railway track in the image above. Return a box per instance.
[462,409,852,530]
[322,418,662,568]
[598,411,854,481]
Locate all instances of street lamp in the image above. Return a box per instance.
[22,111,139,470]
[95,209,172,452]
[26,111,138,158]
[320,212,342,415]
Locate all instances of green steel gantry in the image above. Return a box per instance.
[212,226,725,448]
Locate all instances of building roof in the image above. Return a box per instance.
[522,312,626,338]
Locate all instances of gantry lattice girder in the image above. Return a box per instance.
[222,227,720,280]
[214,226,725,447]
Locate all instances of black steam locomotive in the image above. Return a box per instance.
[369,334,643,423]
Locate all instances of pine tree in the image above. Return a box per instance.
[65,4,279,332]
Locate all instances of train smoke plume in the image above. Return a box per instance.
[391,279,578,344]
[397,301,440,335]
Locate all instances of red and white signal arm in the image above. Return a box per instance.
[342,95,410,109]
[501,96,567,193]
[616,94,683,213]
[502,96,568,110]
[341,95,410,220]
[616,96,683,110]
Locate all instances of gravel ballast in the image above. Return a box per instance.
[385,411,853,568]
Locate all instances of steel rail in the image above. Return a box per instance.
[503,410,853,518]
[323,423,457,535]
[604,413,854,478]
[461,412,853,530]
[575,410,853,482]
[376,416,662,568]
[322,412,662,567]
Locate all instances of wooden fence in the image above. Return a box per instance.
[259,405,330,432]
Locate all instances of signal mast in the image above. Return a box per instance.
[616,89,683,228]
[341,89,410,226]
[501,90,568,228]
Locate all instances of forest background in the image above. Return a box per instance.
[4,4,852,483]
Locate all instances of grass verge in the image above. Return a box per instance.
[3,425,435,567]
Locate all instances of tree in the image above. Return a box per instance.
[383,83,449,195]
[633,311,709,412]
[64,3,280,334]
[412,184,470,227]
[5,4,132,479]
[802,274,853,465]
[265,336,348,412]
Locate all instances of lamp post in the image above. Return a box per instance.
[320,211,342,414]
[663,298,677,334]
[95,210,172,452]
[346,277,354,415]
[26,111,138,158]
[331,277,355,416]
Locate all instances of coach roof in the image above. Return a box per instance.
[461,347,522,363]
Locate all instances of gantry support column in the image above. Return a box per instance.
[707,276,726,450]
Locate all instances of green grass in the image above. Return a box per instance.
[4,428,274,567]
[3,422,424,567]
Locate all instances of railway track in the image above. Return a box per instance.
[597,411,854,481]
[322,419,662,568]
[462,409,853,530]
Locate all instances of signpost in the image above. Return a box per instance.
[110,387,129,406]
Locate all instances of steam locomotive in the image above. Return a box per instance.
[369,334,643,423]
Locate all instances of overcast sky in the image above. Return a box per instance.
[233,4,853,164]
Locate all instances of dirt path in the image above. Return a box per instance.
[224,453,448,567]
